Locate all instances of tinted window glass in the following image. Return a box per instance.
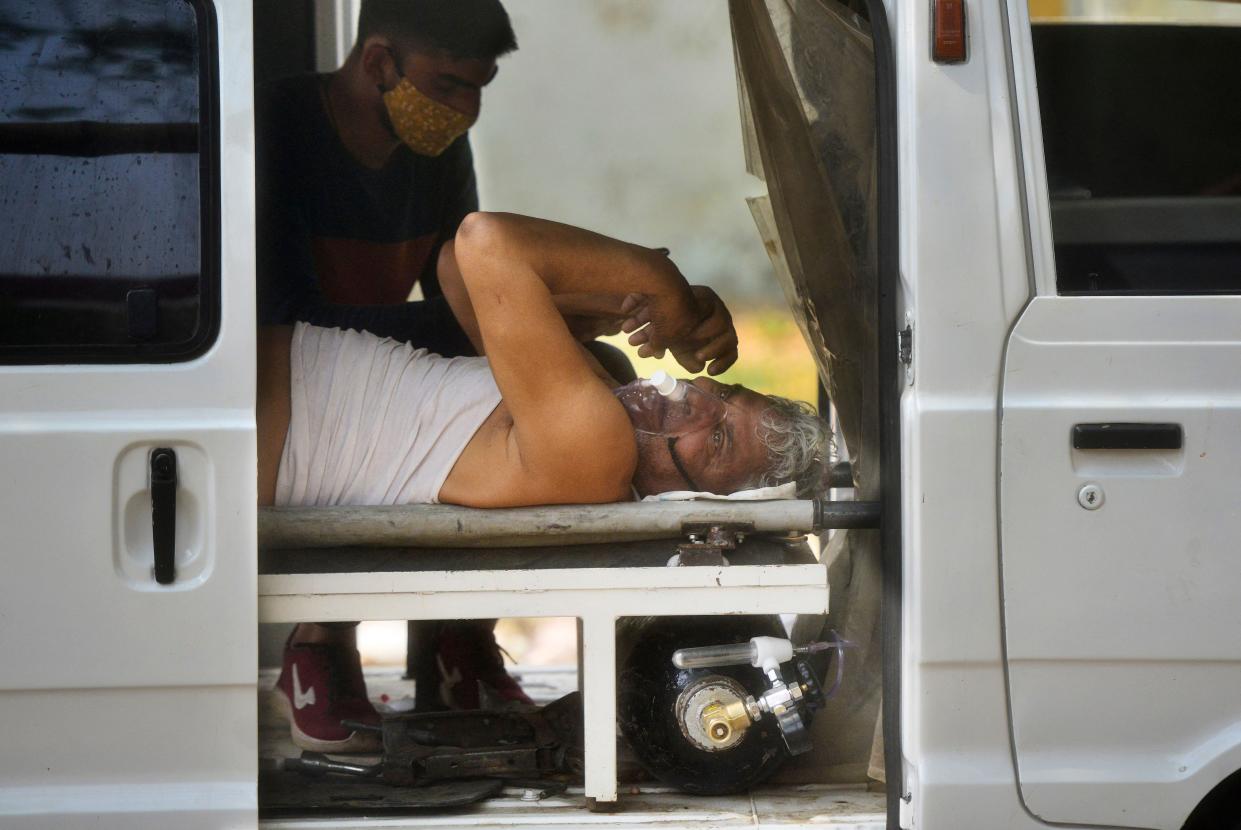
[1030,15,1241,294]
[0,0,217,362]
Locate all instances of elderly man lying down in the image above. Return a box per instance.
[258,212,828,506]
[257,213,829,751]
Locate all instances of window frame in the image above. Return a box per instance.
[1024,18,1241,298]
[0,0,222,365]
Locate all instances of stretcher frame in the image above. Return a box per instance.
[256,499,876,805]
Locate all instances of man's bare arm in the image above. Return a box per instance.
[450,214,656,502]
[449,213,743,503]
[448,213,737,370]
[438,240,637,355]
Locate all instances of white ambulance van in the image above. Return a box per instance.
[0,0,1238,828]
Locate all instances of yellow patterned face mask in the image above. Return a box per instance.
[382,77,475,157]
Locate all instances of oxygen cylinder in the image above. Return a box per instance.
[616,615,793,795]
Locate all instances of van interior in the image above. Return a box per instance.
[252,0,889,821]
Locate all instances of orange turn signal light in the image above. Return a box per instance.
[932,0,967,64]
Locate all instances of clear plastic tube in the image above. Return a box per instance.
[671,642,755,669]
[672,635,856,673]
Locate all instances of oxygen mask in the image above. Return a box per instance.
[614,371,728,438]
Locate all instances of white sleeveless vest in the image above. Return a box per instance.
[275,323,501,506]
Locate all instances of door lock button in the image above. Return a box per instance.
[1077,483,1104,511]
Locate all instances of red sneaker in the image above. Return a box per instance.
[274,639,381,753]
[435,623,534,710]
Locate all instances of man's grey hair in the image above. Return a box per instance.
[753,395,833,497]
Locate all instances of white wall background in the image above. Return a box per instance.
[469,0,777,300]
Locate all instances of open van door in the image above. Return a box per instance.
[1000,5,1241,827]
[729,0,893,795]
[0,2,256,827]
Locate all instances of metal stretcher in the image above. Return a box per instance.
[256,481,877,806]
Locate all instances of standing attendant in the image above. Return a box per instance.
[257,0,528,753]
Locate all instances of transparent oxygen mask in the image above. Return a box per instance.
[613,370,728,438]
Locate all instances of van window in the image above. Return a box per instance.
[1029,3,1241,294]
[0,0,218,362]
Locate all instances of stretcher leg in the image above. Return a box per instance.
[580,613,618,806]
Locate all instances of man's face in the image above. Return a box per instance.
[389,46,497,120]
[630,377,773,497]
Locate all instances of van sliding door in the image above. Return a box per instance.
[0,2,256,827]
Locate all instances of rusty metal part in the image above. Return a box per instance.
[259,773,502,815]
[673,522,753,565]
[380,693,583,787]
[681,522,752,548]
[420,746,543,780]
[667,547,730,567]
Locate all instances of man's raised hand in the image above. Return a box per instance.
[621,285,738,376]
[675,286,738,375]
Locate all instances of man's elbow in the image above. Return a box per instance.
[454,211,508,260]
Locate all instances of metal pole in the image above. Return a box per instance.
[259,499,880,549]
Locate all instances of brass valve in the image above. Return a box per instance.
[701,699,754,747]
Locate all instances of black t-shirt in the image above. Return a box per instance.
[256,73,476,355]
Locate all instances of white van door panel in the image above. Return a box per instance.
[1000,296,1241,829]
[0,1,256,826]
[0,410,253,690]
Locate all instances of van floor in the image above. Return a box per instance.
[258,666,885,829]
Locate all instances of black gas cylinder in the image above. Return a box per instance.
[617,615,790,795]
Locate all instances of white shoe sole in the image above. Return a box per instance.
[272,687,382,754]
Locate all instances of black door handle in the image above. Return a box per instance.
[1072,423,1183,450]
[150,448,178,584]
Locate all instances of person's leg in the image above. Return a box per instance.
[407,619,447,710]
[274,621,381,752]
[408,619,534,711]
[435,619,534,709]
[291,621,356,646]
